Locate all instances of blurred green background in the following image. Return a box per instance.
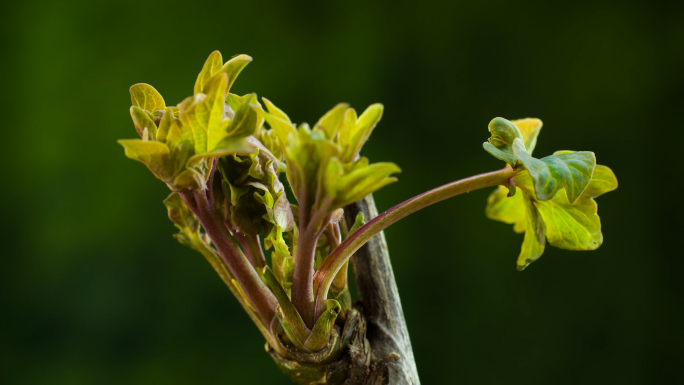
[2,0,682,383]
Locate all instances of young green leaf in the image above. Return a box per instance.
[130,106,158,138]
[536,165,617,251]
[486,165,617,270]
[208,54,252,97]
[511,118,543,155]
[226,93,263,138]
[156,108,176,143]
[194,50,224,95]
[179,73,230,153]
[130,83,166,113]
[314,103,348,140]
[338,104,384,163]
[118,139,171,180]
[512,140,596,203]
[262,97,292,123]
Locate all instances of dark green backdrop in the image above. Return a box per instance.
[2,0,682,383]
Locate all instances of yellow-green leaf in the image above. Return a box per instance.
[118,139,170,180]
[204,54,252,96]
[226,93,263,138]
[536,165,617,251]
[485,185,526,234]
[130,83,166,112]
[339,104,384,162]
[511,118,542,155]
[485,165,617,269]
[262,97,291,123]
[314,103,348,140]
[130,106,158,138]
[187,137,252,165]
[194,50,223,95]
[180,73,230,153]
[156,108,175,143]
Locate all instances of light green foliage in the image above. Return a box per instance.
[130,84,166,113]
[265,226,295,293]
[119,52,262,192]
[484,117,617,269]
[258,101,399,232]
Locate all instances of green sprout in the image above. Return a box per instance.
[119,51,617,384]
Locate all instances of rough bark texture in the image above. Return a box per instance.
[343,194,421,385]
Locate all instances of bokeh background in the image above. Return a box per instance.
[2,0,683,383]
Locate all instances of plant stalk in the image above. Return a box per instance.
[313,166,519,317]
[181,191,277,327]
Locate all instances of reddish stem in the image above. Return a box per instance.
[181,191,276,326]
[312,166,519,318]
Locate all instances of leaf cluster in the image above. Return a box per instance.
[119,52,260,192]
[258,101,400,233]
[484,118,617,269]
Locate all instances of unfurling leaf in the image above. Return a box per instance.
[483,117,523,166]
[484,117,597,204]
[486,165,617,270]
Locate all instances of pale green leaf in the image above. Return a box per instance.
[314,103,349,140]
[130,83,166,112]
[130,106,158,138]
[262,97,291,123]
[535,165,617,251]
[511,118,543,155]
[330,160,400,209]
[339,104,384,162]
[227,94,263,138]
[180,73,229,153]
[486,165,617,269]
[485,186,526,233]
[156,108,175,143]
[205,54,252,96]
[186,137,252,166]
[517,188,546,270]
[194,50,223,95]
[118,139,170,179]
